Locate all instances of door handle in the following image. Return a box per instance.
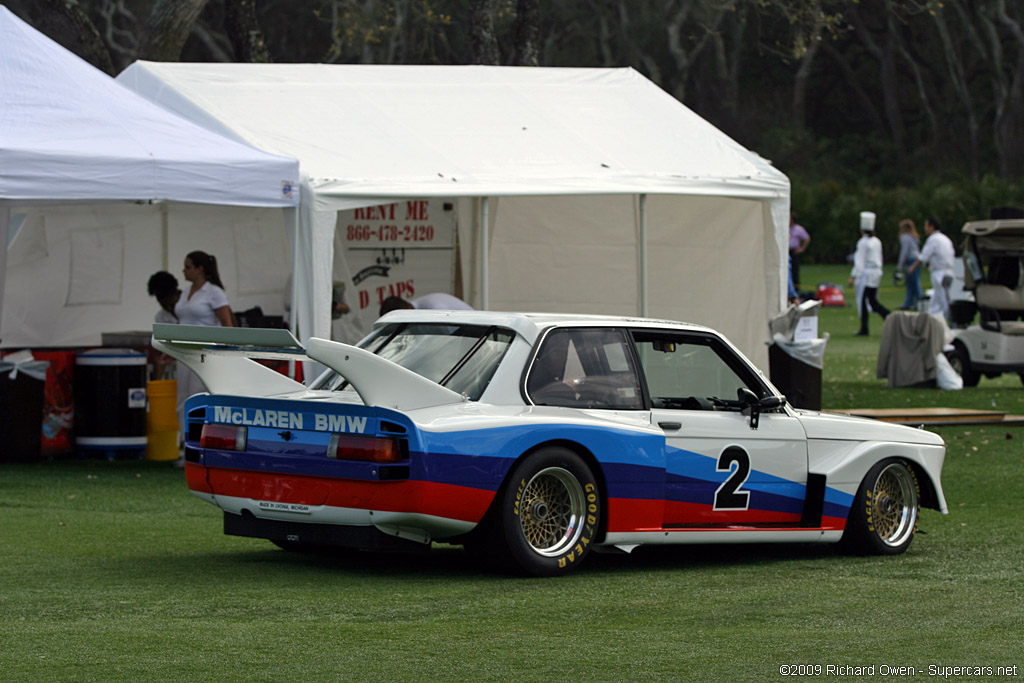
[658,421,681,431]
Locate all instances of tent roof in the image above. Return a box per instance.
[0,7,298,207]
[117,62,788,203]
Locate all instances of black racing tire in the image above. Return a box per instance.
[492,447,600,577]
[842,458,920,556]
[948,344,980,387]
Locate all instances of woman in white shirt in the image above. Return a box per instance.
[174,251,234,446]
[848,224,891,336]
[176,251,234,327]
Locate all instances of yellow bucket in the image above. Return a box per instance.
[146,379,179,461]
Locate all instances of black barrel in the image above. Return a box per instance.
[74,349,147,456]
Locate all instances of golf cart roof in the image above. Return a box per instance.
[963,219,1024,236]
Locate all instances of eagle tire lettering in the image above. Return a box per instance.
[495,447,600,577]
[842,458,921,556]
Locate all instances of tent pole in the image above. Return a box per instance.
[639,194,648,316]
[160,202,169,270]
[0,204,9,331]
[480,197,490,310]
[286,205,300,380]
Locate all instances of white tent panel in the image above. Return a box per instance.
[165,204,293,314]
[484,195,641,315]
[67,226,126,306]
[0,8,299,207]
[118,62,789,367]
[2,203,293,348]
[118,64,783,196]
[3,204,161,347]
[645,195,773,360]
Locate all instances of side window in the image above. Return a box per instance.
[527,328,643,410]
[632,332,761,410]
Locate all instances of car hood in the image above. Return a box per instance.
[795,409,944,446]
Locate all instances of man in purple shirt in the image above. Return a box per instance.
[789,213,811,289]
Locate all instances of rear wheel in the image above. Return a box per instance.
[948,344,980,387]
[843,459,920,555]
[492,447,600,576]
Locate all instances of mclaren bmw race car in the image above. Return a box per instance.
[154,311,947,577]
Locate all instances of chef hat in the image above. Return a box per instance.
[859,211,876,232]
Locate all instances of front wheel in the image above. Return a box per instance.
[493,447,600,576]
[842,459,920,555]
[948,344,980,387]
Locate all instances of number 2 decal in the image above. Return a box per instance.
[713,446,751,510]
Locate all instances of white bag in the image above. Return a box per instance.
[935,352,963,390]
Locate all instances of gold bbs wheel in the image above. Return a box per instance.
[518,467,587,556]
[870,462,919,548]
[844,458,920,555]
[495,447,600,576]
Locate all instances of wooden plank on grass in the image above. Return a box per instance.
[829,407,1024,426]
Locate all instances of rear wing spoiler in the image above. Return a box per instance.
[152,324,308,397]
[152,324,466,408]
[153,323,305,354]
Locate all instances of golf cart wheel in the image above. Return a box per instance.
[843,459,920,556]
[494,447,600,577]
[948,344,980,387]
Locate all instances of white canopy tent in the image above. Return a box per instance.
[0,7,300,348]
[118,62,789,367]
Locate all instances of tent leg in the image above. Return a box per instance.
[639,193,648,317]
[0,205,8,331]
[286,205,300,380]
[480,197,489,311]
[160,202,169,271]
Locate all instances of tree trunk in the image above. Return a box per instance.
[469,0,501,65]
[991,0,1024,178]
[225,0,271,62]
[822,42,887,133]
[141,0,210,62]
[793,6,825,129]
[847,3,907,162]
[35,0,115,74]
[930,2,981,179]
[512,0,541,66]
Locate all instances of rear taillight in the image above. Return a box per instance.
[327,434,401,463]
[200,424,248,451]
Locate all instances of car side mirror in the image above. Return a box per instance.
[759,395,786,410]
[737,388,786,429]
[737,387,759,406]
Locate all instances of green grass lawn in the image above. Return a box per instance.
[2,268,1022,681]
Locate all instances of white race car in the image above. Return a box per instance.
[155,311,947,576]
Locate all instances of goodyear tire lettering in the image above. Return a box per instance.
[498,448,601,576]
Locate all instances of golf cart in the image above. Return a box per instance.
[947,219,1024,386]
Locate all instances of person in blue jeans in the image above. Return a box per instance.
[788,256,799,305]
[897,218,923,309]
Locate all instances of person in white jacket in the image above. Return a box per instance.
[848,214,891,336]
[908,217,956,321]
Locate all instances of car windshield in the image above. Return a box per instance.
[312,323,514,401]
